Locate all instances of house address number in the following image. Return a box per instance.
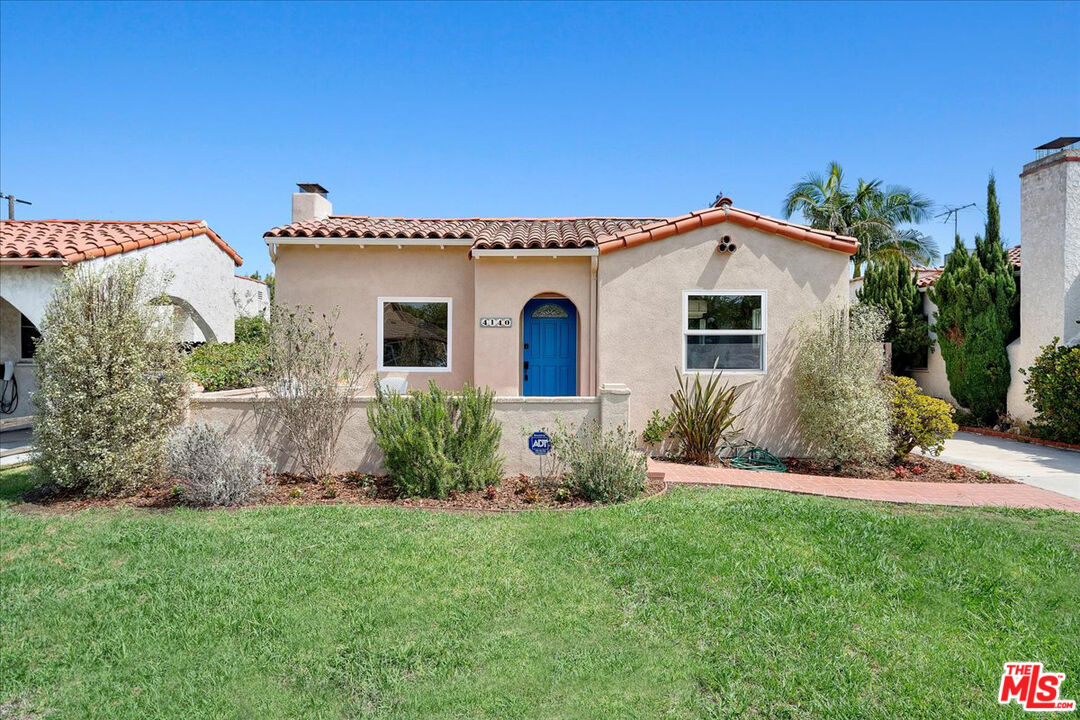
[480,317,512,328]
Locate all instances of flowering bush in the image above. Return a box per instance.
[551,421,646,503]
[887,375,958,460]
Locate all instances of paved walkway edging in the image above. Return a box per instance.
[649,460,1080,513]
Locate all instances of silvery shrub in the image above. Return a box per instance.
[793,303,892,465]
[551,420,646,503]
[33,260,188,495]
[167,422,272,506]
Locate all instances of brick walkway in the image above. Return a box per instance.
[649,460,1080,512]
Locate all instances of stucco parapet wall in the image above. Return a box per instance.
[189,389,603,405]
[1020,148,1080,178]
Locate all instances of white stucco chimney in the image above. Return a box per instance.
[1006,137,1080,420]
[292,183,332,223]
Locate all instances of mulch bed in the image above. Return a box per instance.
[15,473,667,514]
[783,454,1015,484]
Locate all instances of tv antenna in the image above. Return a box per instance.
[0,192,32,220]
[934,202,977,239]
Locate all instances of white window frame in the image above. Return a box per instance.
[377,296,453,373]
[682,290,767,374]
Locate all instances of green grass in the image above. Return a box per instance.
[1,466,1077,719]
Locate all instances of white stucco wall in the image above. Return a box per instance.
[596,223,851,456]
[1008,150,1080,421]
[0,232,237,345]
[233,275,270,319]
[911,290,959,407]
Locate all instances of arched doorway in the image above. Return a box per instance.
[522,297,577,396]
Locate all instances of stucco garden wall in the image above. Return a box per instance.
[472,256,594,395]
[274,245,475,393]
[188,388,619,476]
[596,223,850,456]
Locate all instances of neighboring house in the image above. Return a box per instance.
[852,137,1079,421]
[264,184,858,454]
[0,219,243,418]
[233,274,270,319]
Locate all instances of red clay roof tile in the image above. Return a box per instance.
[0,220,242,266]
[264,206,860,256]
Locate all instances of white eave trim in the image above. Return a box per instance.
[470,247,598,258]
[263,237,475,248]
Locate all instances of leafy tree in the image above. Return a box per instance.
[783,161,936,276]
[857,255,930,373]
[930,175,1017,423]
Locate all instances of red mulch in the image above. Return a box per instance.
[783,455,1015,484]
[15,473,666,514]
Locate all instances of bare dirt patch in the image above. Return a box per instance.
[13,473,666,515]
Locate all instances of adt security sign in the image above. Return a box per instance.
[528,431,551,455]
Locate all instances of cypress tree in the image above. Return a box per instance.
[930,175,1017,423]
[857,255,929,373]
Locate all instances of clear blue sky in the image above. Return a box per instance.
[1,1,1077,276]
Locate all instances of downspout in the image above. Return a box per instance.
[590,254,599,396]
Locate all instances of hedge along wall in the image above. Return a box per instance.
[187,384,630,476]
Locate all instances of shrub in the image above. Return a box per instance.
[552,421,646,503]
[794,303,891,465]
[669,369,743,464]
[641,409,675,455]
[234,315,270,345]
[1020,338,1080,443]
[166,422,272,506]
[367,381,503,498]
[188,341,269,391]
[887,375,957,459]
[259,305,366,480]
[33,260,188,495]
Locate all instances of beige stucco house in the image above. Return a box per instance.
[264,185,858,455]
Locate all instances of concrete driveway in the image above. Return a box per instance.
[921,432,1080,500]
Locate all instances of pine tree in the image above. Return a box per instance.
[857,255,929,373]
[930,175,1017,423]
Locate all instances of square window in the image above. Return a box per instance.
[683,291,766,372]
[378,298,451,372]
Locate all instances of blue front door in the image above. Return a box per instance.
[523,298,577,396]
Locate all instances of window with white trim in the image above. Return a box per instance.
[378,297,452,372]
[683,291,765,372]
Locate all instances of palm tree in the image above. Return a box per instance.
[782,162,936,277]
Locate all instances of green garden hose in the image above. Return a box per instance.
[728,445,787,473]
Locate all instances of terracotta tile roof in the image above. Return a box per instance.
[1007,245,1021,267]
[264,216,663,250]
[0,220,242,266]
[915,267,943,288]
[264,201,859,256]
[594,201,858,255]
[915,245,1021,289]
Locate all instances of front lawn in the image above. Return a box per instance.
[1,466,1077,719]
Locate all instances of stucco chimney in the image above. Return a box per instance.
[292,183,332,223]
